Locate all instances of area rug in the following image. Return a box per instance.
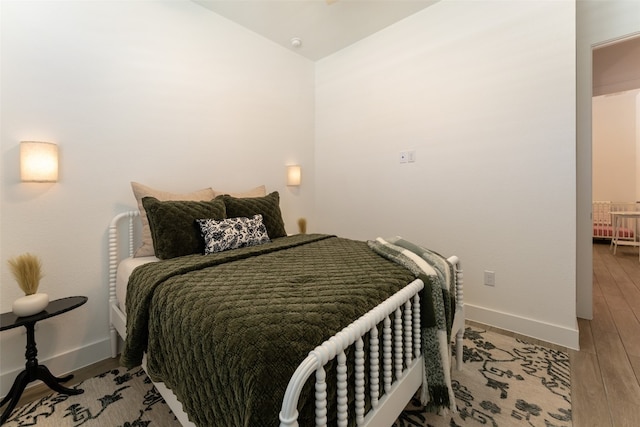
[4,326,571,427]
[3,367,179,427]
[394,326,572,427]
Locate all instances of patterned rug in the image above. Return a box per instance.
[4,326,571,426]
[3,368,178,427]
[394,326,572,427]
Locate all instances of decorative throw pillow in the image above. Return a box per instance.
[131,182,215,257]
[142,196,226,260]
[197,215,270,254]
[218,191,287,239]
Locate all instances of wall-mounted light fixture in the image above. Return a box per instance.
[20,141,59,182]
[287,165,301,186]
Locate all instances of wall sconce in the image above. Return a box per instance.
[20,141,59,182]
[287,165,301,186]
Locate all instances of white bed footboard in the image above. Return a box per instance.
[108,211,464,427]
[279,279,424,427]
[279,257,464,427]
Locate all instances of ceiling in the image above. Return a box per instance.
[192,0,439,61]
[593,35,640,96]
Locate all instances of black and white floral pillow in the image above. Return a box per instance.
[196,214,270,254]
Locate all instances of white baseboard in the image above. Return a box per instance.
[2,306,580,400]
[1,338,112,398]
[465,304,579,350]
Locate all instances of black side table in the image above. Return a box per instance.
[0,296,88,424]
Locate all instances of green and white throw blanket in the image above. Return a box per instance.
[368,237,457,413]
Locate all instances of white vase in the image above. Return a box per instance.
[12,293,49,317]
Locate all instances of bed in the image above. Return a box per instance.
[107,187,465,427]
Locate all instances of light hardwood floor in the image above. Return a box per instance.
[9,241,640,426]
[571,241,640,427]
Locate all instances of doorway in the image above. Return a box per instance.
[576,2,640,320]
[592,36,640,205]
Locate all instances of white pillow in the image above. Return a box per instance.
[197,215,270,254]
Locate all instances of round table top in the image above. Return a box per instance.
[0,296,88,331]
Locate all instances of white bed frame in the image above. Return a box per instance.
[108,211,465,427]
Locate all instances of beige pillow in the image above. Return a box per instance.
[131,182,215,257]
[213,185,266,198]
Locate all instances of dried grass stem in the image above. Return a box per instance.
[298,218,307,234]
[8,253,43,295]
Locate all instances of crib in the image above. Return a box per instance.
[592,201,638,241]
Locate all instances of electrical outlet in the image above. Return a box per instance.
[484,270,495,286]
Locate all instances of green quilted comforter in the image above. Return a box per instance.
[121,234,432,426]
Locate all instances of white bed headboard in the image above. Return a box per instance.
[107,210,140,356]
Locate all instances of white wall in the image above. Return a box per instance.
[576,1,640,320]
[0,0,315,395]
[315,0,578,348]
[592,90,639,202]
